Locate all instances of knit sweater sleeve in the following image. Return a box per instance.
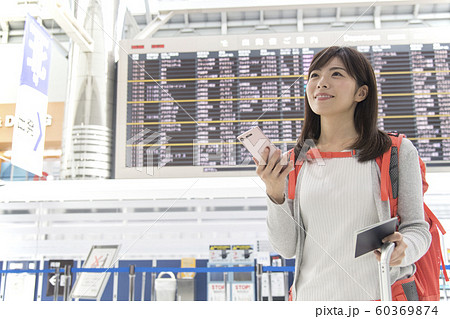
[397,138,432,267]
[266,176,298,258]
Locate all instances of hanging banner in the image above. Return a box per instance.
[11,14,52,176]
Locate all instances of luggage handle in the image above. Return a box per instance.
[379,242,395,301]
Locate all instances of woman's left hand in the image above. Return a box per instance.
[374,232,408,266]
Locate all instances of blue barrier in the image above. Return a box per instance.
[0,269,55,274]
[0,265,295,274]
[0,265,447,275]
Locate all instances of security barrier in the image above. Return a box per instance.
[1,265,448,301]
[0,264,294,301]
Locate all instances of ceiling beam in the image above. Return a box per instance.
[137,11,449,32]
[44,0,94,52]
[143,0,152,25]
[125,8,141,37]
[1,20,9,43]
[255,10,270,30]
[134,11,174,39]
[221,11,227,35]
[142,0,448,14]
[408,3,423,24]
[374,6,381,29]
[331,7,345,27]
[184,13,189,27]
[297,9,304,32]
[413,3,420,17]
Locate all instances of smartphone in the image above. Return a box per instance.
[237,126,280,165]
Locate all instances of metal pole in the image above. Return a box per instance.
[113,261,119,301]
[129,265,136,301]
[379,242,395,301]
[53,267,60,301]
[267,270,273,301]
[0,262,7,301]
[256,264,263,301]
[151,272,156,301]
[36,260,44,301]
[283,271,289,301]
[283,258,289,301]
[224,272,228,301]
[141,272,146,301]
[63,265,72,301]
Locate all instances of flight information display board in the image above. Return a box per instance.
[120,42,450,177]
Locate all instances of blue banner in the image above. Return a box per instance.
[20,14,52,95]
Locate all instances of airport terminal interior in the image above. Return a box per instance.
[0,0,450,302]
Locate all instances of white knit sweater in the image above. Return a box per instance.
[297,156,380,300]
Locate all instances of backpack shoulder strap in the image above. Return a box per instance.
[288,149,303,200]
[376,133,404,216]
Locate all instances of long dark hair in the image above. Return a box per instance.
[294,46,391,162]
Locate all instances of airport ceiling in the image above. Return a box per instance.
[0,0,449,45]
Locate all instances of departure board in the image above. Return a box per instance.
[118,40,450,178]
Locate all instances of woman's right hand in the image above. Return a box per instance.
[253,147,294,204]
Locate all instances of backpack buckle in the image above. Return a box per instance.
[388,131,400,137]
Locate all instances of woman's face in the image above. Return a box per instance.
[306,57,367,118]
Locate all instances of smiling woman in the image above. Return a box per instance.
[254,46,432,301]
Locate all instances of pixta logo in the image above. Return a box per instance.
[127,129,172,176]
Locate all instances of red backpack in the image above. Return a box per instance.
[286,133,448,301]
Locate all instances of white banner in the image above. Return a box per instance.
[11,14,52,176]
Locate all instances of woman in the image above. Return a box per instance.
[253,46,431,300]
